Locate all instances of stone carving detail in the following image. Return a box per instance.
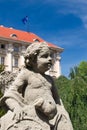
[0,42,73,130]
[0,70,20,94]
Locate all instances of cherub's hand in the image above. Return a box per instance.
[12,107,25,121]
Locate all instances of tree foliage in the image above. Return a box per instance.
[55,61,87,130]
[78,61,87,77]
[69,66,80,79]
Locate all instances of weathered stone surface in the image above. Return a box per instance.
[0,42,73,130]
[0,70,20,93]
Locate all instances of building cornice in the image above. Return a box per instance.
[0,36,31,46]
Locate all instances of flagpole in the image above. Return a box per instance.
[26,22,29,32]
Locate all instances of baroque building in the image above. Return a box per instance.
[0,25,63,78]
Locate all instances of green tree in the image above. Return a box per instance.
[69,66,80,79]
[78,61,87,77]
[69,77,87,130]
[55,61,87,130]
[56,75,87,130]
[55,75,72,113]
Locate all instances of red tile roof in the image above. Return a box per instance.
[0,25,61,49]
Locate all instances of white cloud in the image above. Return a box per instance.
[59,1,87,29]
[44,0,87,29]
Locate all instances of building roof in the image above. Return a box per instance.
[0,25,63,51]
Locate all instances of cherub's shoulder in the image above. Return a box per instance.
[19,67,31,75]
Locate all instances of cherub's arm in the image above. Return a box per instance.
[5,70,27,105]
[45,75,61,104]
[49,76,61,105]
[4,69,28,120]
[52,83,61,104]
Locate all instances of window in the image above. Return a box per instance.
[33,39,40,42]
[10,34,17,38]
[14,46,19,52]
[0,57,5,65]
[0,44,5,49]
[14,58,18,67]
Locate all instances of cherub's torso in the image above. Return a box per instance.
[23,69,55,105]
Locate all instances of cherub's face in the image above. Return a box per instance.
[35,47,52,74]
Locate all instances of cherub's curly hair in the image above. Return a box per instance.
[24,42,49,69]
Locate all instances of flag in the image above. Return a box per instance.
[22,16,28,24]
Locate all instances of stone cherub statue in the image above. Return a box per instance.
[0,42,73,130]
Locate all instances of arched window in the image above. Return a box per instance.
[10,34,18,38]
[33,39,40,42]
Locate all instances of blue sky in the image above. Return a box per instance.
[0,0,87,77]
